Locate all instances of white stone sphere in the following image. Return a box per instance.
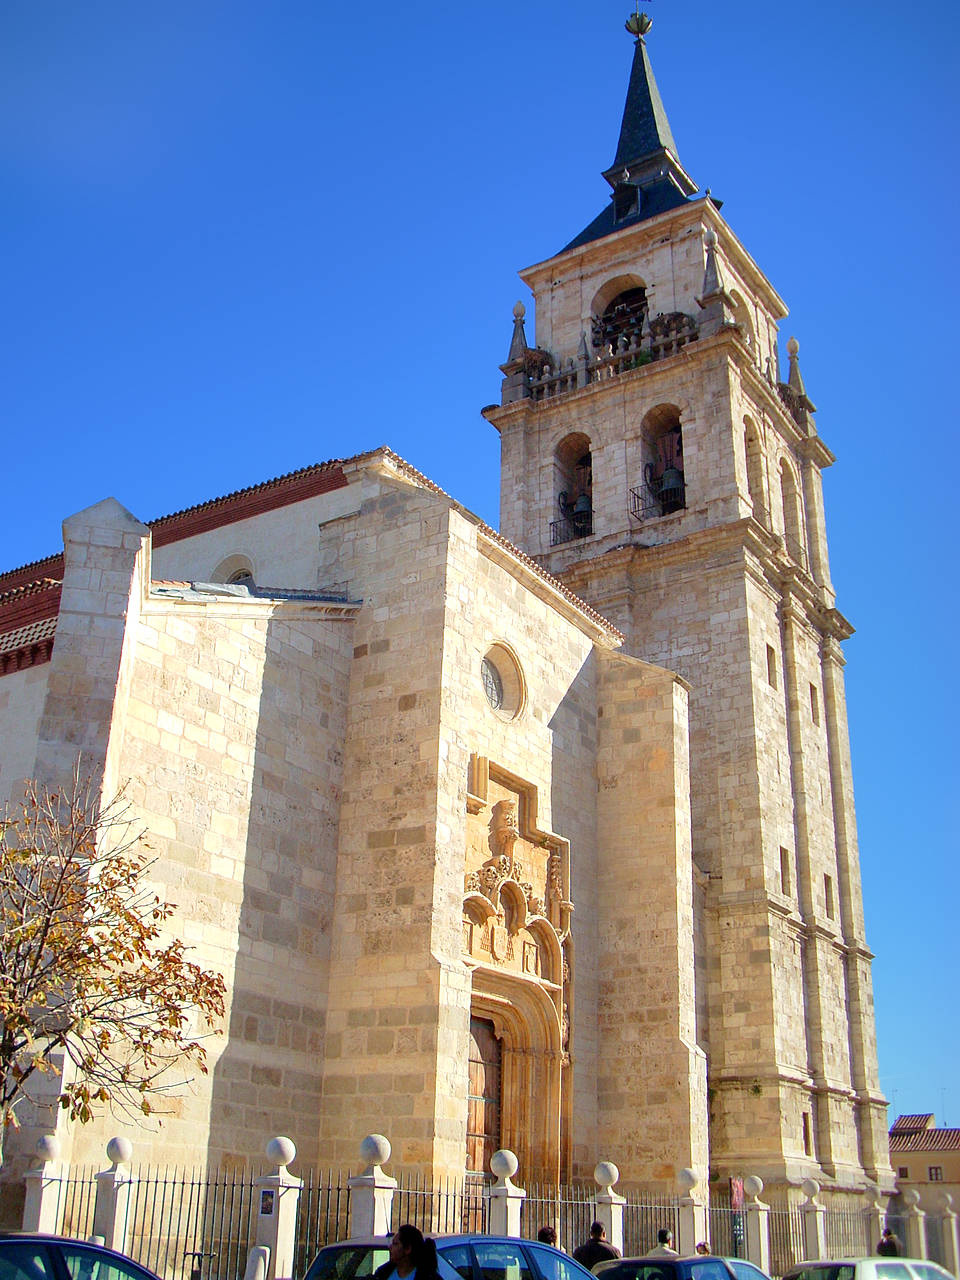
[743,1175,764,1198]
[106,1137,133,1166]
[490,1148,519,1180]
[787,336,800,357]
[678,1168,698,1191]
[902,1187,920,1207]
[704,229,718,248]
[36,1134,61,1163]
[594,1161,620,1189]
[801,1179,820,1200]
[266,1136,297,1168]
[513,301,526,320]
[360,1134,392,1167]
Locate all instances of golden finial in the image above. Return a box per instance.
[625,2,653,38]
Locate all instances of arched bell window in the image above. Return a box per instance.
[592,287,648,353]
[744,417,767,524]
[780,460,806,567]
[551,433,593,546]
[636,404,685,517]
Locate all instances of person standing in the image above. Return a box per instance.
[374,1226,438,1280]
[646,1229,679,1258]
[572,1223,621,1269]
[877,1229,902,1257]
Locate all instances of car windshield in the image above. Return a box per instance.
[303,1246,391,1280]
[785,1268,855,1280]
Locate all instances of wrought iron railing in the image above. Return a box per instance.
[550,513,593,546]
[629,477,686,523]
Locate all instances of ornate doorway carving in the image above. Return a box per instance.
[462,755,573,1183]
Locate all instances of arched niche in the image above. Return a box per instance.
[730,290,757,353]
[590,275,649,353]
[553,431,593,541]
[744,415,767,519]
[639,402,686,515]
[780,458,806,565]
[212,553,256,586]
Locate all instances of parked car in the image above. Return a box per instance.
[303,1235,595,1280]
[592,1257,772,1280]
[0,1234,163,1280]
[782,1260,954,1280]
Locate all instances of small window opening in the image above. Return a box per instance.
[824,874,835,920]
[802,1111,813,1156]
[766,645,778,689]
[929,1167,943,1182]
[779,848,792,898]
[810,683,820,725]
[898,1167,909,1180]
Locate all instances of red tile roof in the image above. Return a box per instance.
[891,1114,935,1134]
[889,1128,960,1153]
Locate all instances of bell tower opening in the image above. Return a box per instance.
[551,432,593,545]
[592,285,648,353]
[632,403,685,519]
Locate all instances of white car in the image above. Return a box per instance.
[782,1259,953,1280]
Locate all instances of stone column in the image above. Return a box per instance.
[253,1138,303,1280]
[594,1162,625,1256]
[821,634,889,1183]
[22,1136,64,1233]
[743,1177,771,1274]
[937,1194,959,1278]
[93,1138,134,1254]
[487,1150,525,1238]
[902,1189,927,1260]
[348,1136,397,1237]
[800,1180,826,1262]
[676,1169,708,1257]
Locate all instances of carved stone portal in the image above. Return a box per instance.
[463,754,573,1182]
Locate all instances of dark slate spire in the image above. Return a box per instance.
[564,11,699,253]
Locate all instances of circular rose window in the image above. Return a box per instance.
[480,644,524,721]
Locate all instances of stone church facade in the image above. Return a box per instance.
[0,19,892,1203]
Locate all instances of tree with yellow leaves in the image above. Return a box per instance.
[0,771,225,1166]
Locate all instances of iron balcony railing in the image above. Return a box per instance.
[629,475,686,522]
[550,512,593,546]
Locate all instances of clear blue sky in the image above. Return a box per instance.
[2,2,958,1132]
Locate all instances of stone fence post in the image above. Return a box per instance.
[742,1176,770,1274]
[22,1136,65,1234]
[902,1189,927,1260]
[676,1168,707,1257]
[594,1162,625,1256]
[93,1138,134,1253]
[348,1136,397,1237]
[864,1184,886,1255]
[938,1194,959,1278]
[487,1150,525,1237]
[252,1138,303,1280]
[800,1180,826,1262]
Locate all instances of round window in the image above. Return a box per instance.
[480,644,525,721]
[481,657,504,710]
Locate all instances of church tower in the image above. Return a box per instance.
[484,13,892,1195]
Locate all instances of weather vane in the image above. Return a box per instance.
[625,1,653,39]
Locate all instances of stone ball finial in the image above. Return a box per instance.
[513,301,526,321]
[36,1134,61,1164]
[106,1137,133,1166]
[801,1178,820,1201]
[490,1148,519,1181]
[704,228,718,249]
[360,1134,391,1168]
[678,1167,698,1191]
[743,1175,764,1199]
[787,336,800,357]
[902,1187,920,1207]
[594,1161,620,1189]
[265,1136,296,1169]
